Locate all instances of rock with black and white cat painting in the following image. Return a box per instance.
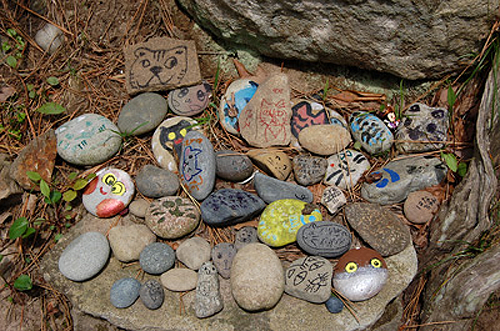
[324,149,370,189]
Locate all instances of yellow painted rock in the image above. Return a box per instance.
[258,199,322,247]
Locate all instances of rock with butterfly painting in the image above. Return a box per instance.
[349,111,394,154]
[168,81,212,117]
[117,93,168,135]
[219,78,259,135]
[324,149,370,189]
[285,256,333,303]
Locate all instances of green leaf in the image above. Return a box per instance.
[2,42,11,52]
[39,179,50,199]
[49,225,55,231]
[50,191,62,204]
[447,85,456,110]
[28,90,36,99]
[441,152,458,172]
[0,255,3,263]
[65,204,72,211]
[68,172,78,180]
[26,171,42,182]
[65,214,72,220]
[63,190,77,202]
[6,29,17,37]
[9,217,28,240]
[72,178,88,191]
[458,162,468,177]
[33,220,44,226]
[353,141,362,151]
[85,173,96,181]
[6,55,17,68]
[36,102,66,115]
[46,76,59,86]
[13,275,32,291]
[22,227,36,238]
[54,233,63,242]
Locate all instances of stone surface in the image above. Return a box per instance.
[108,224,156,262]
[215,150,254,182]
[404,191,439,224]
[349,112,393,154]
[290,99,329,139]
[35,23,63,54]
[324,149,370,189]
[296,221,351,258]
[82,168,135,218]
[145,196,200,239]
[110,278,141,309]
[201,189,265,226]
[239,74,291,147]
[168,81,211,116]
[129,199,150,218]
[219,78,259,135]
[345,203,411,256]
[253,172,313,204]
[195,262,224,318]
[234,226,258,251]
[320,186,346,215]
[135,164,179,198]
[117,93,168,135]
[179,130,216,200]
[247,149,292,181]
[395,103,449,153]
[325,296,344,314]
[139,242,175,275]
[293,155,327,186]
[258,199,322,247]
[298,124,352,156]
[231,243,284,311]
[55,114,122,166]
[124,37,201,94]
[361,156,447,205]
[285,256,332,303]
[9,130,57,190]
[58,232,110,281]
[140,279,164,310]
[176,237,211,270]
[160,268,198,292]
[0,154,22,202]
[211,243,236,279]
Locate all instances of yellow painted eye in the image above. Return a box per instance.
[102,173,116,186]
[345,262,358,273]
[111,181,125,196]
[371,258,382,268]
[168,132,176,140]
[180,128,187,137]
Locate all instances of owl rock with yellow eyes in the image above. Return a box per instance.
[82,168,135,218]
[333,247,388,302]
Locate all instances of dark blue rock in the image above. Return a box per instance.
[110,277,141,308]
[215,150,254,182]
[253,172,313,204]
[201,189,266,226]
[139,242,175,275]
[296,222,351,258]
[325,295,344,313]
[139,279,164,310]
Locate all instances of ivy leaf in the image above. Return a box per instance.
[26,171,42,182]
[39,179,51,199]
[9,217,28,240]
[72,178,88,191]
[6,55,17,68]
[36,102,66,115]
[22,227,36,238]
[50,191,62,204]
[457,162,468,177]
[441,152,458,172]
[63,190,77,202]
[13,275,32,291]
[46,76,59,86]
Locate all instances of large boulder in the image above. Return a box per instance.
[177,0,498,79]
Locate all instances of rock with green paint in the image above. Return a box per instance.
[145,196,200,239]
[258,199,322,247]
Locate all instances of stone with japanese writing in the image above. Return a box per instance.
[139,242,175,275]
[349,111,393,154]
[324,149,370,189]
[396,103,449,153]
[110,277,141,308]
[361,156,447,205]
[195,261,224,318]
[135,164,179,198]
[160,268,198,292]
[215,150,254,182]
[108,224,156,262]
[404,190,440,224]
[298,124,352,156]
[345,203,411,256]
[299,220,351,257]
[176,237,211,270]
[211,243,236,279]
[285,256,332,303]
[239,74,292,147]
[145,196,200,239]
[117,93,168,135]
[55,114,122,166]
[140,279,164,310]
[290,99,329,139]
[234,226,258,251]
[219,78,259,135]
[253,172,313,204]
[179,130,216,200]
[258,199,322,247]
[320,186,346,215]
[201,189,265,226]
[247,149,291,181]
[293,155,327,186]
[168,81,211,117]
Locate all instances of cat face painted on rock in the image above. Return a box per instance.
[168,81,211,116]
[159,119,192,156]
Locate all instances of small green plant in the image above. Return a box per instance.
[2,29,26,69]
[110,121,149,141]
[36,101,66,115]
[26,171,61,204]
[46,76,60,86]
[62,172,96,203]
[8,217,35,240]
[440,151,467,177]
[13,274,32,291]
[322,78,330,101]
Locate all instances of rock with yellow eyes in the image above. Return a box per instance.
[82,168,135,218]
[333,247,388,302]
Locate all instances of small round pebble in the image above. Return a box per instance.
[135,164,179,198]
[325,295,344,313]
[160,268,198,292]
[139,279,164,310]
[139,242,175,275]
[129,199,150,218]
[110,277,141,308]
[176,237,211,270]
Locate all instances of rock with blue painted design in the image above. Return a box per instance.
[253,172,313,204]
[349,111,393,154]
[324,149,370,189]
[361,156,447,205]
[219,78,259,135]
[179,130,216,200]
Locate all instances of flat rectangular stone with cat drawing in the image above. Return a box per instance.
[124,37,201,94]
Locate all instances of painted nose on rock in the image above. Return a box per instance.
[150,66,162,75]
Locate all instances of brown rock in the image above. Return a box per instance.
[247,149,291,181]
[404,191,439,224]
[298,124,351,156]
[0,154,22,202]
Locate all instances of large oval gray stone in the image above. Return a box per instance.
[117,93,168,135]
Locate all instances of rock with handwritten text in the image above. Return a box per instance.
[324,149,370,189]
[361,156,447,205]
[253,172,313,204]
[168,81,211,117]
[258,199,322,247]
[234,226,258,251]
[215,150,253,182]
[211,243,237,279]
[239,74,291,147]
[55,114,122,166]
[293,155,327,186]
[219,78,259,135]
[349,111,393,154]
[117,93,168,135]
[247,149,291,181]
[298,124,352,156]
[195,261,224,318]
[297,221,351,258]
[179,130,216,200]
[320,186,346,214]
[135,164,179,198]
[285,256,332,303]
[404,190,440,224]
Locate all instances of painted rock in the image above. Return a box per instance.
[253,172,313,204]
[139,242,175,275]
[129,199,150,218]
[247,149,291,181]
[55,114,122,166]
[258,199,322,247]
[219,78,259,135]
[349,111,393,154]
[285,256,333,303]
[328,108,348,128]
[216,150,254,182]
[140,279,164,310]
[176,237,211,270]
[320,186,347,214]
[293,155,327,186]
[82,168,134,218]
[160,268,198,292]
[290,99,329,138]
[239,74,292,147]
[110,277,141,308]
[35,23,64,54]
[333,247,388,302]
[168,81,211,116]
[234,226,258,251]
[151,116,197,172]
[298,124,352,156]
[231,243,284,311]
[117,93,168,135]
[297,221,351,258]
[396,103,449,153]
[361,156,447,205]
[201,189,266,226]
[195,261,224,318]
[325,295,344,313]
[179,130,216,200]
[145,196,200,239]
[135,164,179,198]
[211,243,237,279]
[324,149,370,189]
[345,203,411,256]
[404,190,440,224]
[108,224,156,262]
